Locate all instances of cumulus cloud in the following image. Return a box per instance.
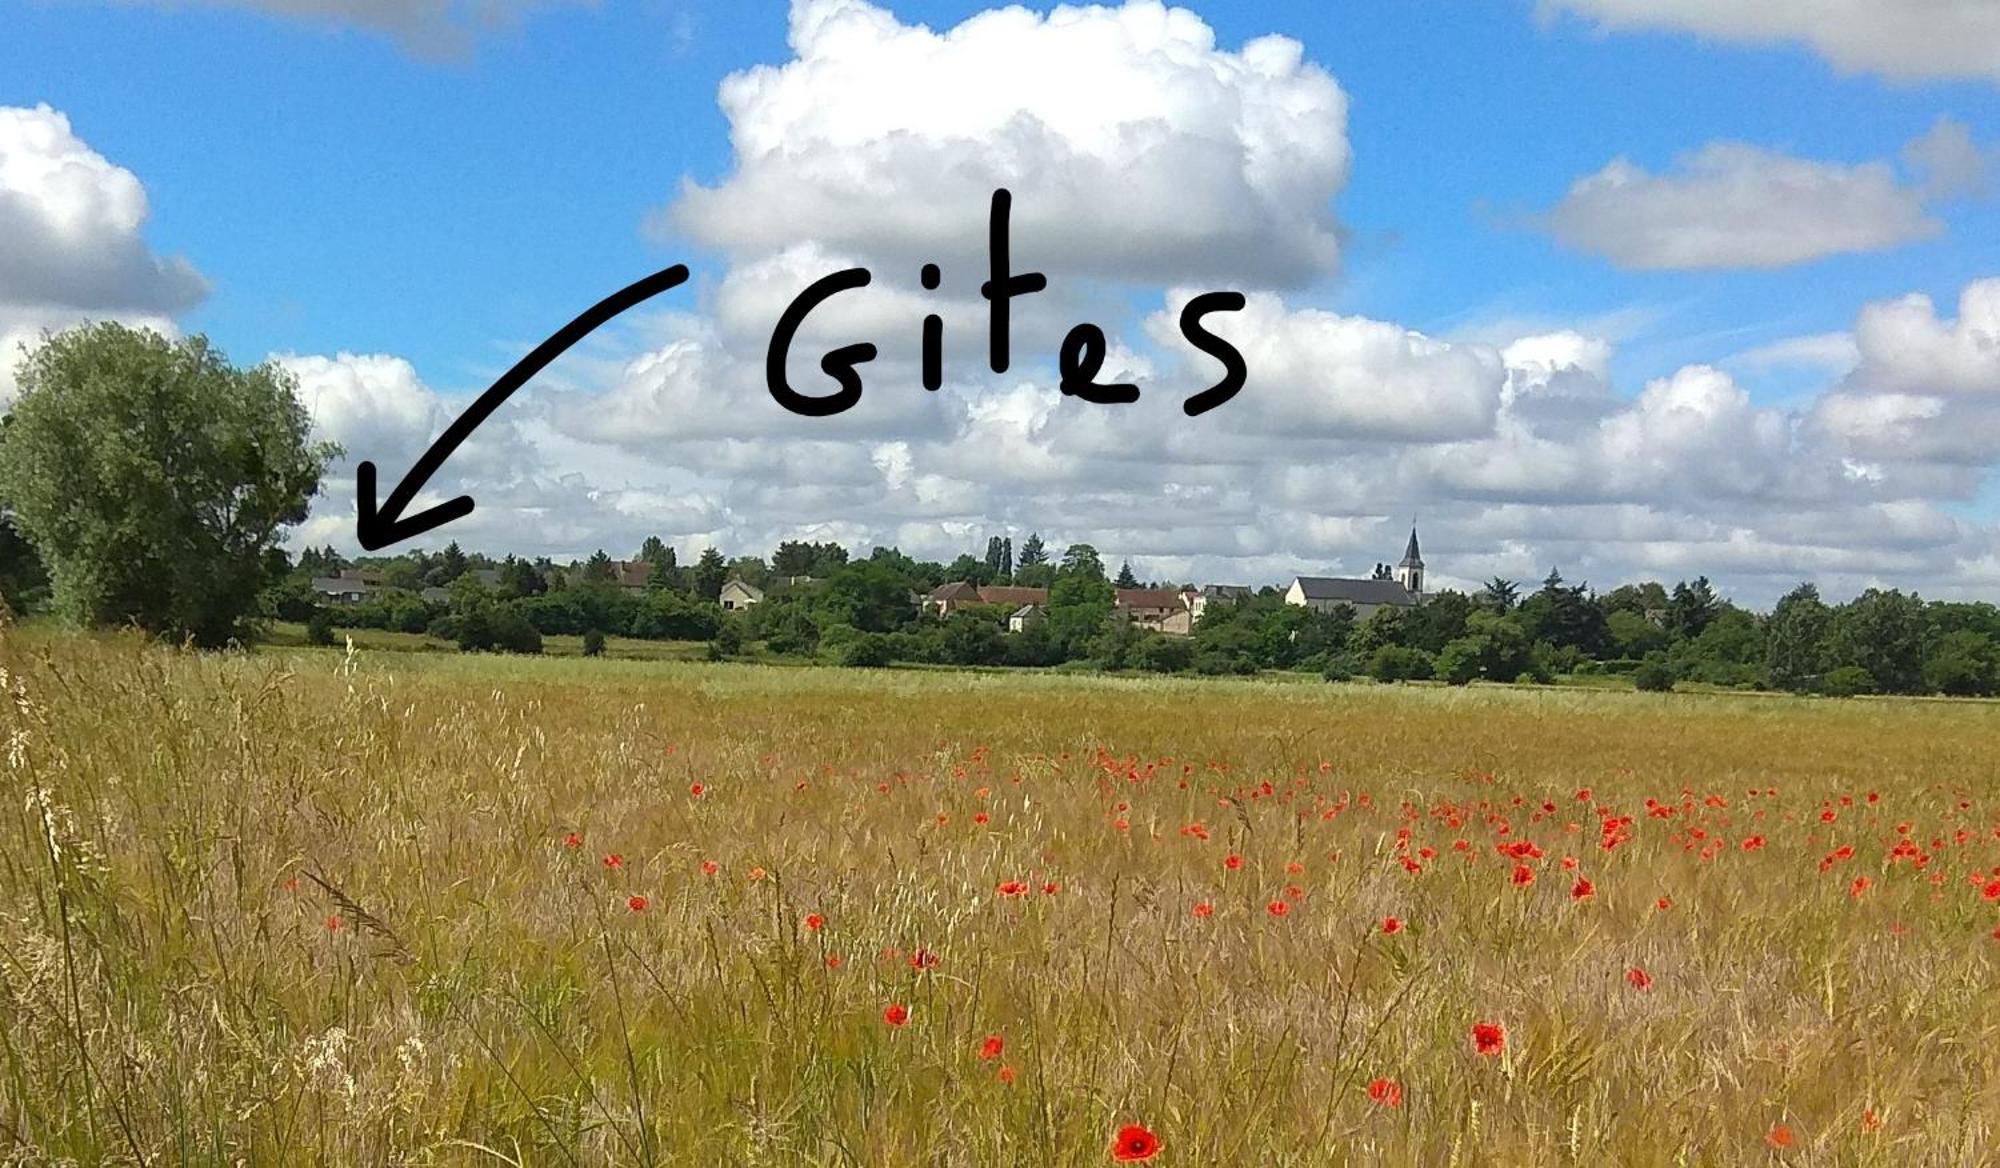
[1545,140,1941,270]
[663,0,1351,289]
[0,104,206,404]
[1537,0,2000,85]
[1811,278,2000,468]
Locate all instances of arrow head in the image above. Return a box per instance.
[355,459,475,552]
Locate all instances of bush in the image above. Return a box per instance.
[305,610,336,647]
[1821,665,1876,698]
[1321,653,1359,683]
[581,628,606,657]
[709,619,744,660]
[836,632,895,668]
[1135,634,1195,674]
[1367,645,1435,683]
[1631,654,1675,692]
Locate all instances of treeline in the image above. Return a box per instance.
[245,533,2000,697]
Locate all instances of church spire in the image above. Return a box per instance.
[1394,525,1424,598]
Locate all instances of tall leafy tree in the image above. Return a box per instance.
[1666,577,1719,641]
[1477,577,1519,612]
[1765,583,1830,692]
[1017,533,1047,569]
[691,547,729,601]
[0,324,335,646]
[1827,588,1926,695]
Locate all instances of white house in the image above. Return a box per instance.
[719,578,765,611]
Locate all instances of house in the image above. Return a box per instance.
[311,569,387,604]
[719,578,765,611]
[1115,588,1194,635]
[926,582,1050,617]
[1284,527,1427,622]
[1185,584,1252,623]
[1008,604,1043,633]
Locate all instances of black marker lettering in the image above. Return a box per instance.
[768,267,876,417]
[1177,290,1247,417]
[979,188,1047,374]
[920,262,943,391]
[1057,322,1139,404]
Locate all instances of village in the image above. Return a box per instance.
[304,528,1432,635]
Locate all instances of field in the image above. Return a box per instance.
[2,628,1998,1166]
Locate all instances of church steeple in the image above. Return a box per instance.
[1395,526,1424,598]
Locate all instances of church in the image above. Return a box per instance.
[1283,527,1426,622]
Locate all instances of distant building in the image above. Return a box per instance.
[719,578,764,611]
[1284,527,1426,621]
[1185,584,1252,623]
[311,569,386,604]
[1008,604,1043,633]
[926,583,1050,617]
[1116,588,1193,635]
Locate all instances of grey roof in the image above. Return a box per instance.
[1400,527,1422,567]
[1009,604,1042,619]
[1201,584,1253,598]
[1292,576,1417,606]
[311,576,371,594]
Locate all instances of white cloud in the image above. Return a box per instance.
[1144,290,1504,441]
[0,104,205,405]
[1545,141,1940,270]
[1849,279,2000,397]
[664,0,1351,289]
[1538,0,2000,85]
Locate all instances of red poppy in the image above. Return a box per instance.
[1986,879,2000,901]
[1192,901,1214,919]
[748,866,767,881]
[997,1064,1018,1084]
[1850,876,1871,898]
[1366,1077,1402,1107]
[1511,864,1534,886]
[602,854,624,870]
[882,1003,909,1027]
[627,895,649,912]
[1112,1124,1162,1162]
[689,782,705,798]
[1042,881,1060,895]
[561,832,582,849]
[1862,1108,1881,1133]
[1472,1021,1506,1056]
[1655,896,1672,911]
[980,1035,1005,1060]
[910,947,940,970]
[1224,854,1244,871]
[324,914,344,932]
[804,913,825,931]
[1266,900,1290,918]
[997,880,1029,897]
[1625,967,1652,991]
[1571,877,1594,900]
[1381,916,1403,934]
[825,954,844,969]
[1766,1124,1795,1149]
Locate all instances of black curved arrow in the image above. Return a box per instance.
[356,263,691,551]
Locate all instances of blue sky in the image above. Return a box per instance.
[3,0,1999,603]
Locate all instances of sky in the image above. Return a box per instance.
[2,0,1998,606]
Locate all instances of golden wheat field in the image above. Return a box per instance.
[3,627,1999,1166]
